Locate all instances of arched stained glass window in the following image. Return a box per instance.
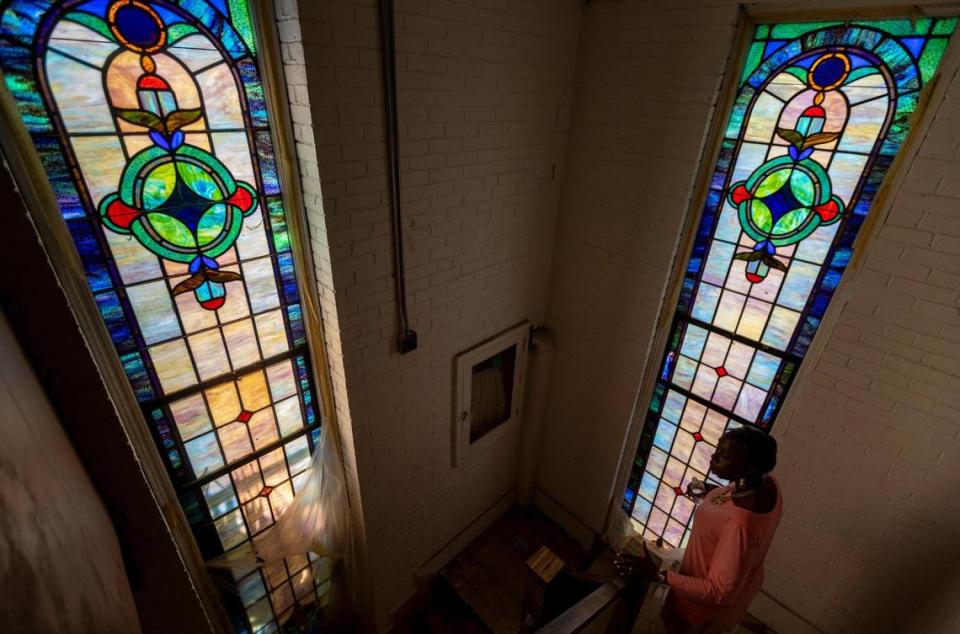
[0,1,328,630]
[622,18,957,547]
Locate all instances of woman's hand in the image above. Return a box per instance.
[613,549,659,582]
[684,480,719,500]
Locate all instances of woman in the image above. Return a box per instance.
[616,426,782,634]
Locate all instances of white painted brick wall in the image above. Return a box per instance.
[279,0,960,630]
[283,0,581,629]
[536,2,960,633]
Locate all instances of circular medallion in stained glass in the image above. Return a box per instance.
[108,0,166,53]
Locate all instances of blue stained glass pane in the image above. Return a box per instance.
[202,474,239,518]
[239,59,268,127]
[691,283,721,322]
[653,421,677,452]
[66,221,112,292]
[152,409,176,450]
[295,355,310,390]
[121,351,154,401]
[39,144,85,219]
[639,472,659,502]
[278,253,300,305]
[96,291,136,352]
[663,391,685,424]
[1,56,53,133]
[184,432,224,478]
[180,491,208,528]
[238,572,267,607]
[680,324,708,359]
[76,0,112,16]
[287,304,306,347]
[310,426,321,447]
[746,352,780,390]
[677,277,696,313]
[631,497,652,523]
[763,40,787,60]
[901,37,926,59]
[256,131,280,194]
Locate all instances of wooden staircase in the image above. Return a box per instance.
[401,509,620,634]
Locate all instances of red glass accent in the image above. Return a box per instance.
[200,296,226,310]
[673,486,683,497]
[802,104,826,117]
[746,272,763,283]
[715,366,728,377]
[137,74,170,90]
[227,186,252,212]
[731,184,752,205]
[106,199,141,229]
[814,199,839,222]
[237,410,253,423]
[258,486,273,497]
[693,432,703,442]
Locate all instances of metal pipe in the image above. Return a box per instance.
[378,0,417,354]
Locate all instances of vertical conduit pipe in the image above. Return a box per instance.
[518,328,555,506]
[378,0,417,354]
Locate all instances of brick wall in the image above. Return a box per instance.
[281,0,582,628]
[536,1,960,633]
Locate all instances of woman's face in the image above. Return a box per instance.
[709,436,749,481]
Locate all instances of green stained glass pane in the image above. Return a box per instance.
[756,170,789,197]
[143,163,177,209]
[167,22,199,44]
[769,21,842,39]
[148,214,197,247]
[919,38,949,83]
[229,0,256,53]
[178,161,224,201]
[197,204,228,246]
[756,25,770,39]
[740,41,765,85]
[933,17,957,35]
[772,208,809,234]
[790,171,814,206]
[855,18,931,36]
[750,200,773,232]
[63,13,115,40]
[268,198,290,252]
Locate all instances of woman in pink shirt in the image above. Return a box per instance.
[617,426,783,633]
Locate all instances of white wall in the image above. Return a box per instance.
[0,309,141,632]
[280,0,582,629]
[536,1,960,633]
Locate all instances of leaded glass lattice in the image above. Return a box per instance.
[622,18,956,548]
[0,1,328,631]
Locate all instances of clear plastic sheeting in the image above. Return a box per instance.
[208,424,351,581]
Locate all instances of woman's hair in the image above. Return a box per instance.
[725,426,778,474]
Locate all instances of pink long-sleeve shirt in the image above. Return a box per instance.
[665,476,783,632]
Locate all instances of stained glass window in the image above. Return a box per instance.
[622,18,957,547]
[0,1,329,630]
